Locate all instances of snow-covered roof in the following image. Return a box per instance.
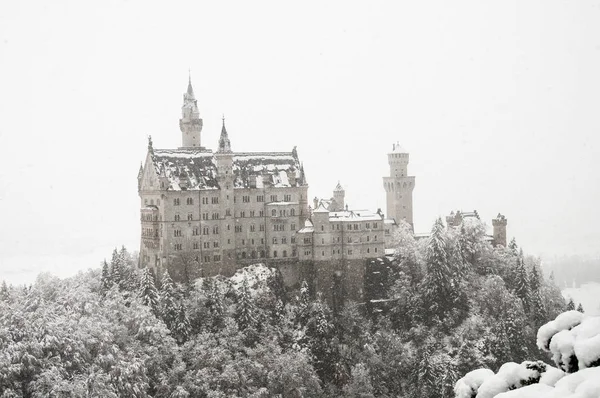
[150,148,305,191]
[390,142,408,154]
[298,218,314,233]
[268,201,299,206]
[328,209,383,222]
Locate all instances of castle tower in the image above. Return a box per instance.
[179,75,203,148]
[383,142,415,228]
[215,117,235,271]
[492,213,507,247]
[332,182,345,211]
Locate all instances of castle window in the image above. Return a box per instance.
[321,225,324,231]
[290,208,295,216]
[211,197,219,204]
[283,250,288,257]
[202,213,208,220]
[284,194,291,202]
[374,247,378,253]
[291,237,296,244]
[203,227,209,235]
[260,224,265,231]
[174,214,180,221]
[234,196,237,203]
[348,249,353,255]
[174,243,182,251]
[280,210,285,217]
[213,241,219,248]
[251,251,256,258]
[202,197,208,204]
[292,249,296,257]
[187,197,193,205]
[188,213,193,221]
[242,239,245,245]
[347,237,351,243]
[367,236,370,242]
[174,198,180,206]
[250,210,255,217]
[321,238,324,244]
[270,195,278,202]
[213,226,219,234]
[227,224,230,231]
[374,235,377,241]
[250,224,256,232]
[212,213,219,220]
[257,195,264,202]
[273,237,278,244]
[235,225,242,233]
[367,248,370,253]
[226,209,231,216]
[243,195,250,203]
[366,222,370,229]
[261,238,265,244]
[373,222,378,228]
[193,227,200,236]
[251,239,254,245]
[241,252,246,259]
[240,211,245,218]
[347,224,351,230]
[273,250,278,258]
[203,242,210,249]
[193,242,199,250]
[282,237,287,244]
[259,210,264,217]
[204,256,211,263]
[174,229,182,237]
[144,199,148,205]
[272,209,276,217]
[214,255,221,261]
[291,223,296,231]
[354,224,359,230]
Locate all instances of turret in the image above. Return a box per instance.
[383,142,416,228]
[332,182,345,211]
[492,213,508,247]
[179,74,203,148]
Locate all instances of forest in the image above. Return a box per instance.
[0,218,576,397]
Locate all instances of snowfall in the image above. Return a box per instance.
[455,310,600,398]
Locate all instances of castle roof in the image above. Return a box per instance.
[150,148,304,191]
[328,209,383,222]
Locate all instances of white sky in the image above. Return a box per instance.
[1,0,599,284]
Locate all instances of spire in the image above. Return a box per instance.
[217,114,232,153]
[148,135,154,154]
[334,181,344,192]
[187,69,195,98]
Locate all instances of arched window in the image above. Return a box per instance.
[272,209,276,216]
[273,250,278,258]
[291,208,296,216]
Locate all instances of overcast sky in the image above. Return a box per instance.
[1,0,599,284]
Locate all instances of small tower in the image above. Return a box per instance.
[383,142,416,228]
[492,213,508,247]
[215,116,235,270]
[332,182,345,211]
[179,74,203,148]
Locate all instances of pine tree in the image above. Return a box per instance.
[577,303,584,313]
[235,277,257,332]
[566,297,576,311]
[173,302,190,344]
[101,259,112,293]
[139,267,159,315]
[205,278,225,331]
[0,280,10,302]
[508,238,518,256]
[110,248,123,289]
[421,218,455,321]
[342,363,375,398]
[160,270,178,330]
[529,265,546,327]
[514,254,530,313]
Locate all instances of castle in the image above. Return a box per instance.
[137,77,506,302]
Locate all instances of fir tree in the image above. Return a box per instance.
[514,254,530,313]
[342,363,375,398]
[173,302,190,344]
[528,264,546,327]
[508,238,518,256]
[205,278,225,331]
[566,297,576,311]
[139,267,159,315]
[235,277,257,332]
[421,218,455,321]
[0,280,10,302]
[160,270,178,330]
[101,259,112,293]
[577,303,585,313]
[109,248,123,289]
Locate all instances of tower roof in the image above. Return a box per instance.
[334,181,344,192]
[391,141,408,153]
[217,115,232,153]
[186,71,195,98]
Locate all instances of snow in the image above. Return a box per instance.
[493,384,554,398]
[454,368,494,398]
[475,375,509,398]
[195,263,276,297]
[574,333,600,370]
[539,365,565,387]
[552,367,600,395]
[538,311,584,351]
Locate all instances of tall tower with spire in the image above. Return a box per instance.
[179,74,203,148]
[383,142,415,228]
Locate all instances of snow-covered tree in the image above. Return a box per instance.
[566,297,576,311]
[235,276,257,334]
[577,302,584,313]
[100,259,111,293]
[160,270,178,330]
[139,267,159,315]
[343,363,375,398]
